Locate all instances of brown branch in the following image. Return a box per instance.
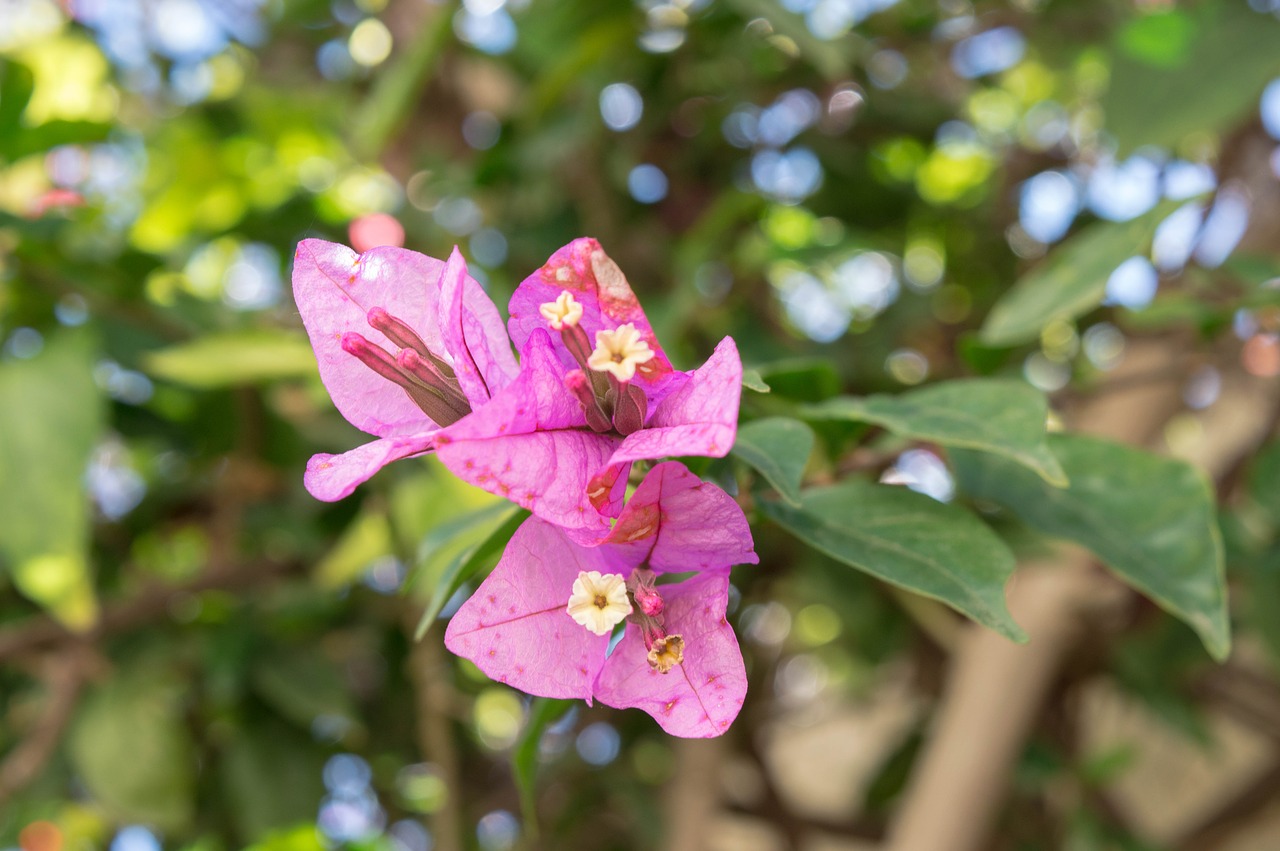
[885,335,1280,851]
[403,609,466,851]
[1174,760,1280,851]
[0,558,301,664]
[0,647,94,802]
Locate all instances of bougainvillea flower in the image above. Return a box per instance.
[292,239,518,501]
[444,462,758,737]
[433,238,742,540]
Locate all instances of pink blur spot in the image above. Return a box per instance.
[27,189,84,218]
[349,213,405,252]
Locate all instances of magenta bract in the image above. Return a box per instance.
[435,238,743,541]
[295,238,742,542]
[443,462,758,738]
[292,239,517,501]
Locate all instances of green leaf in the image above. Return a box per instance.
[980,206,1170,347]
[512,697,573,843]
[314,507,393,588]
[220,721,327,842]
[243,825,327,851]
[0,60,34,141]
[144,330,319,388]
[1248,441,1280,522]
[952,434,1229,660]
[741,368,771,393]
[760,480,1025,641]
[754,358,842,402]
[69,668,196,830]
[1104,4,1280,155]
[0,333,103,627]
[731,417,815,506]
[803,379,1067,486]
[1117,10,1197,68]
[350,5,455,159]
[251,646,359,731]
[413,504,528,640]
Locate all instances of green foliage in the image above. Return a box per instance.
[954,435,1229,659]
[68,665,197,830]
[2,0,1275,847]
[0,333,102,626]
[732,416,815,506]
[761,480,1025,641]
[1104,3,1280,154]
[413,503,529,639]
[144,331,319,388]
[980,207,1170,348]
[803,379,1067,486]
[219,723,327,842]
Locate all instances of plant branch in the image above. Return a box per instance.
[0,647,94,802]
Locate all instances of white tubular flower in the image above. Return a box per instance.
[539,290,584,330]
[566,571,632,635]
[586,323,655,382]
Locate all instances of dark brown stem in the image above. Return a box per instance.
[0,647,93,802]
[0,559,300,663]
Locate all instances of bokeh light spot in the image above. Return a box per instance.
[349,18,393,67]
[349,213,405,252]
[575,722,621,766]
[627,164,669,204]
[600,83,644,131]
[1104,256,1158,309]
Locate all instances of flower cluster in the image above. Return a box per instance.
[293,237,757,737]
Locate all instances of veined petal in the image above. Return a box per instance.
[303,433,437,502]
[435,330,623,538]
[593,572,746,738]
[590,336,742,498]
[293,239,449,437]
[444,518,614,701]
[507,238,677,396]
[438,247,518,405]
[601,461,758,573]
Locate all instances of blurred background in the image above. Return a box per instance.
[5,0,1280,849]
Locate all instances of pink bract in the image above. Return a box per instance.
[435,237,742,541]
[443,462,758,738]
[292,239,517,501]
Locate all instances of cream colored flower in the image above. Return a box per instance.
[646,634,685,673]
[539,290,584,330]
[586,323,655,382]
[566,571,632,635]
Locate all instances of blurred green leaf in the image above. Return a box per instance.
[741,368,771,393]
[1248,441,1280,522]
[512,697,573,842]
[1117,11,1197,68]
[144,330,319,388]
[755,358,842,402]
[242,825,327,851]
[251,646,359,731]
[315,506,393,588]
[726,0,858,80]
[803,379,1067,486]
[0,333,102,627]
[0,60,34,137]
[414,503,528,640]
[760,480,1025,640]
[1104,3,1280,154]
[980,206,1169,347]
[953,434,1229,660]
[69,668,196,830]
[220,721,327,842]
[351,3,456,159]
[732,416,814,506]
